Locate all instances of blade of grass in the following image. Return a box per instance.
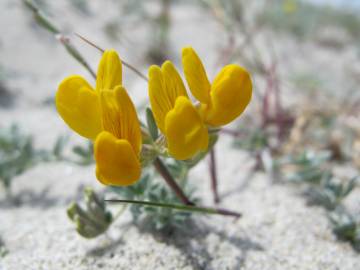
[105,199,241,218]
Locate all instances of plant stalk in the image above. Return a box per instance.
[209,147,220,203]
[153,157,194,206]
[105,199,241,218]
[23,0,96,79]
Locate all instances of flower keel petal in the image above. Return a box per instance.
[94,131,141,186]
[165,96,209,160]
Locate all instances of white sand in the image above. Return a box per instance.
[0,1,359,269]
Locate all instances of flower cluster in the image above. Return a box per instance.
[149,47,252,160]
[56,47,252,186]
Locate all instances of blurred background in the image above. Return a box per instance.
[0,0,359,160]
[0,0,360,269]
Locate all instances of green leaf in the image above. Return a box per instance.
[67,188,113,239]
[146,107,158,141]
[342,177,358,197]
[53,135,69,158]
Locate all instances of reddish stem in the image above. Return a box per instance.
[209,148,220,204]
[153,157,194,206]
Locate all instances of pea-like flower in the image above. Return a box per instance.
[56,50,142,186]
[148,61,209,160]
[182,47,252,127]
[148,47,252,160]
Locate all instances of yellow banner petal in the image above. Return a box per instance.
[182,47,211,104]
[148,62,188,133]
[162,61,188,100]
[205,64,252,126]
[96,49,122,92]
[100,86,142,155]
[165,96,209,160]
[56,75,102,139]
[94,131,141,186]
[148,65,168,133]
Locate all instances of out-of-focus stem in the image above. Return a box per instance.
[122,61,149,82]
[74,33,149,82]
[106,199,241,218]
[23,0,60,34]
[209,147,220,204]
[57,35,96,79]
[23,0,96,79]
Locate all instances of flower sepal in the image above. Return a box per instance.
[140,144,161,167]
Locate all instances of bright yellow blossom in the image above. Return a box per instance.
[56,50,142,186]
[148,61,209,160]
[149,47,251,160]
[182,47,252,127]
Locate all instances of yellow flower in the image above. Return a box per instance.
[182,47,252,127]
[56,50,142,186]
[148,61,209,160]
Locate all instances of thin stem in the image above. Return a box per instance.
[122,61,149,82]
[105,199,241,218]
[23,0,96,79]
[74,32,104,52]
[59,35,97,79]
[153,157,194,206]
[209,147,220,204]
[75,33,149,82]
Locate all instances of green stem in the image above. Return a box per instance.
[23,0,96,78]
[209,147,220,204]
[105,199,241,218]
[153,157,194,206]
[23,0,60,34]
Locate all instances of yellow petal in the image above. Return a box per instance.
[100,86,142,155]
[165,96,209,160]
[148,65,168,132]
[182,47,211,104]
[56,75,102,139]
[96,49,122,92]
[94,131,141,186]
[162,61,188,99]
[148,62,188,133]
[204,64,252,126]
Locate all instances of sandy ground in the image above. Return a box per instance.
[0,1,359,269]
